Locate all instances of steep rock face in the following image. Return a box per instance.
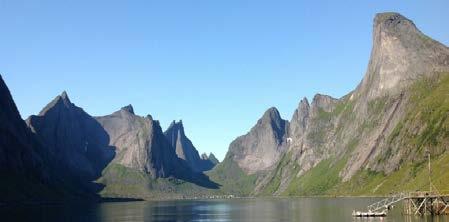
[0,76,98,202]
[95,106,178,178]
[227,107,289,174]
[255,12,449,196]
[27,92,115,181]
[289,98,310,140]
[288,94,339,175]
[0,75,56,202]
[356,12,449,100]
[341,12,449,180]
[96,108,219,189]
[164,120,217,172]
[0,76,43,173]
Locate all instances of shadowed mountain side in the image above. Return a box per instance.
[0,75,108,202]
[164,120,217,172]
[172,160,221,189]
[26,92,116,195]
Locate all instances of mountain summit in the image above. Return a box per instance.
[356,12,449,99]
[27,92,115,181]
[226,107,289,174]
[164,120,217,172]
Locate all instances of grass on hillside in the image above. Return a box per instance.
[206,155,258,196]
[333,73,449,196]
[282,157,348,196]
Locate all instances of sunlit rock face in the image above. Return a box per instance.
[231,13,449,196]
[227,107,289,174]
[96,106,180,178]
[356,12,449,100]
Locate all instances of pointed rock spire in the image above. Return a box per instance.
[60,91,69,101]
[164,120,216,172]
[121,104,134,115]
[227,106,288,174]
[261,107,281,121]
[38,91,73,116]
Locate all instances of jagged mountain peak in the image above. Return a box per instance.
[167,120,185,136]
[259,107,286,130]
[311,94,338,113]
[151,118,162,130]
[227,106,289,174]
[163,120,216,172]
[290,98,312,139]
[262,107,281,120]
[299,97,309,106]
[121,104,134,114]
[207,153,219,165]
[296,97,310,115]
[60,90,69,100]
[356,12,449,100]
[38,91,73,116]
[27,89,115,181]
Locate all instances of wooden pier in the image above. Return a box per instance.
[353,150,449,217]
[353,191,449,217]
[403,191,449,215]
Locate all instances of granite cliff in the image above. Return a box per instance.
[164,120,217,172]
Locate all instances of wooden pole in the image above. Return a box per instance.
[427,150,431,193]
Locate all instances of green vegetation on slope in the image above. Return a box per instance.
[259,97,358,196]
[333,153,449,195]
[97,73,449,199]
[282,157,348,196]
[206,155,258,196]
[333,73,449,196]
[97,164,211,199]
[260,151,299,195]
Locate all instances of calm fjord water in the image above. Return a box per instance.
[1,198,448,222]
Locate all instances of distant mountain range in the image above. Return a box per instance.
[0,80,219,202]
[1,12,449,202]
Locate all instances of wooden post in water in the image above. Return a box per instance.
[401,192,449,215]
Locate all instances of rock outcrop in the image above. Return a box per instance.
[356,12,449,100]
[216,12,449,196]
[3,12,449,200]
[27,92,115,181]
[0,76,100,202]
[164,120,217,172]
[0,75,43,174]
[95,106,181,178]
[225,107,289,174]
[95,107,218,189]
[201,152,219,165]
[251,12,449,195]
[0,75,51,202]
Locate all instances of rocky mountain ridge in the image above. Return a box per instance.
[226,107,289,174]
[1,12,448,201]
[164,120,217,172]
[0,78,219,201]
[212,12,449,196]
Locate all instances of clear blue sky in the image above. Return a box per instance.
[1,1,449,161]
